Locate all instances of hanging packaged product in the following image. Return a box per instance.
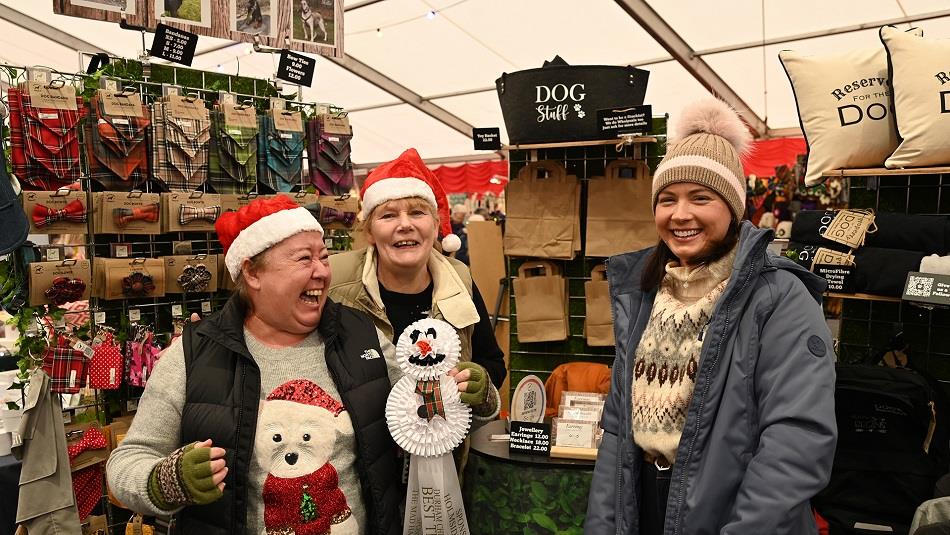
[317,194,359,230]
[152,94,211,191]
[307,113,354,195]
[94,191,163,234]
[86,88,150,190]
[22,189,88,234]
[164,254,219,294]
[220,192,270,214]
[209,98,259,195]
[95,258,166,300]
[163,192,223,232]
[584,264,614,347]
[42,334,87,394]
[127,328,162,388]
[504,160,581,259]
[585,159,655,257]
[89,330,123,390]
[513,260,569,343]
[8,80,85,191]
[258,107,306,193]
[28,259,92,306]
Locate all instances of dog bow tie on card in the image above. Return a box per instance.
[415,379,446,422]
[179,205,221,225]
[319,206,357,227]
[44,276,86,306]
[113,203,160,227]
[33,199,87,228]
[67,427,108,461]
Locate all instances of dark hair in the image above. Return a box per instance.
[640,219,741,292]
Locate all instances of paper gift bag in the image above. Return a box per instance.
[584,264,615,346]
[513,260,569,343]
[504,161,580,259]
[586,159,656,257]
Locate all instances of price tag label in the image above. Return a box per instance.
[45,248,61,262]
[127,399,139,412]
[509,421,551,456]
[473,127,501,150]
[128,309,141,322]
[201,301,212,314]
[63,412,72,424]
[53,317,66,329]
[114,245,130,258]
[277,49,316,87]
[149,23,198,67]
[597,105,653,136]
[171,304,183,318]
[94,311,106,325]
[74,340,95,359]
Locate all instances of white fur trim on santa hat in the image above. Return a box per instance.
[362,177,437,218]
[225,207,323,280]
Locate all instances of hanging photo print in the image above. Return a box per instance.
[230,0,278,37]
[293,0,336,47]
[155,0,212,28]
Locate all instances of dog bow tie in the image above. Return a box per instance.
[320,206,356,227]
[179,205,221,225]
[113,203,160,227]
[415,379,446,422]
[33,199,86,228]
[68,427,108,461]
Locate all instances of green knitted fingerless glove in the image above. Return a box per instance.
[147,442,224,510]
[456,362,489,408]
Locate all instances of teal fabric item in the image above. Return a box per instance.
[257,114,304,193]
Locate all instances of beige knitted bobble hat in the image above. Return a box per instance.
[652,99,752,219]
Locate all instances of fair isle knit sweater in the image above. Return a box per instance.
[632,246,737,464]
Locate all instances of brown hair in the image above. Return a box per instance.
[640,219,741,292]
[233,249,270,311]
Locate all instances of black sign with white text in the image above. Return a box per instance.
[473,127,501,150]
[814,264,857,294]
[150,24,198,67]
[277,50,316,87]
[903,271,950,308]
[598,105,652,136]
[509,421,551,456]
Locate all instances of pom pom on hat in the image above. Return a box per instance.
[266,379,344,416]
[653,98,752,219]
[216,195,324,281]
[361,148,460,253]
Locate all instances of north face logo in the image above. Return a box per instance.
[360,349,381,360]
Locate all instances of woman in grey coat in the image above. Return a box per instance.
[584,99,837,534]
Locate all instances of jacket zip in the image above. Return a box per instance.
[671,251,759,535]
[615,433,624,535]
[233,358,247,534]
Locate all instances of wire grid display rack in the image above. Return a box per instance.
[837,173,950,393]
[505,118,667,394]
[2,58,336,534]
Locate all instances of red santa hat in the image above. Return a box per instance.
[266,379,345,416]
[360,148,461,253]
[216,195,324,281]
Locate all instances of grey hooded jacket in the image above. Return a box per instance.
[584,223,838,535]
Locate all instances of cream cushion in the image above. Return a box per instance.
[779,27,921,185]
[881,25,950,168]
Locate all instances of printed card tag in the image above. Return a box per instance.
[94,312,106,324]
[272,109,303,132]
[821,209,875,248]
[810,248,855,270]
[38,112,59,120]
[128,309,141,322]
[171,304,183,318]
[99,89,144,117]
[127,399,138,412]
[223,104,257,128]
[167,95,207,121]
[109,368,116,387]
[69,370,77,388]
[201,301,212,313]
[27,81,78,110]
[74,341,94,359]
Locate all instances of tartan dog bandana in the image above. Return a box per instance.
[415,379,446,421]
[42,344,87,394]
[86,94,150,190]
[152,101,212,191]
[113,203,160,227]
[32,199,87,228]
[319,206,357,227]
[8,88,85,190]
[179,204,222,225]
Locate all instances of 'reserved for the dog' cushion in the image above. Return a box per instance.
[881,25,950,169]
[779,27,922,186]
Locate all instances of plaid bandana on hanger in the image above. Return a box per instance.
[7,87,85,190]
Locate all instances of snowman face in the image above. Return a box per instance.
[255,399,336,478]
[396,318,461,380]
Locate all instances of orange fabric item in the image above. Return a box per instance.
[544,362,611,417]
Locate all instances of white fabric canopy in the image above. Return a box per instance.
[2,0,949,165]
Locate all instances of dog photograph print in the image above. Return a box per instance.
[70,0,136,14]
[231,0,277,36]
[293,0,335,45]
[155,0,211,27]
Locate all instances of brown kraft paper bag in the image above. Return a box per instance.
[513,260,569,343]
[504,161,580,259]
[586,159,656,257]
[584,264,615,346]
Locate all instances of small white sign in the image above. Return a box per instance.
[201,301,212,314]
[94,311,106,324]
[171,304,183,318]
[128,309,141,322]
[511,375,546,424]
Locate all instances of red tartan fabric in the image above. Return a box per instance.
[42,345,87,394]
[86,94,150,189]
[8,88,85,190]
[414,379,446,421]
[32,198,87,228]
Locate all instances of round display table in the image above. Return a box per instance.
[462,419,595,535]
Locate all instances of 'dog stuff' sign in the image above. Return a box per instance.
[496,56,649,145]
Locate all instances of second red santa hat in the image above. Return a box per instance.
[360,148,461,253]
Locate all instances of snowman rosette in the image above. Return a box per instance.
[386,318,471,535]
